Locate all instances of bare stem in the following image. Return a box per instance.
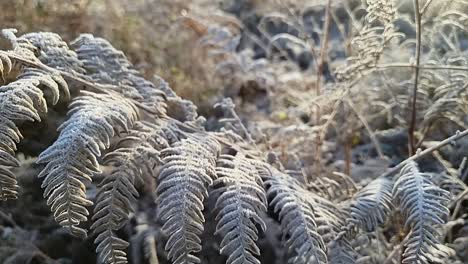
[420,0,434,15]
[313,0,333,175]
[344,140,351,175]
[314,0,333,96]
[376,63,468,71]
[408,0,422,156]
[313,99,342,176]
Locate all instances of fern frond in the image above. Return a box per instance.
[339,178,393,238]
[327,178,393,263]
[0,50,12,81]
[365,0,396,25]
[308,192,345,244]
[156,134,221,264]
[37,91,138,238]
[336,25,403,82]
[336,0,401,82]
[0,52,68,200]
[20,32,86,74]
[91,119,181,264]
[103,120,178,180]
[266,169,328,264]
[417,51,468,129]
[92,173,138,264]
[439,172,468,197]
[70,34,167,114]
[0,165,19,200]
[92,159,141,264]
[306,171,358,201]
[48,31,191,173]
[328,238,356,264]
[212,153,267,264]
[393,161,454,264]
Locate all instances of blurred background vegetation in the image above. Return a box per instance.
[0,0,217,106]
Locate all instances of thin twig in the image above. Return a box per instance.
[420,0,434,15]
[313,99,342,175]
[344,141,352,175]
[449,189,468,211]
[312,0,333,176]
[228,107,256,147]
[383,244,402,264]
[346,98,385,158]
[381,129,468,179]
[415,124,431,149]
[450,190,467,227]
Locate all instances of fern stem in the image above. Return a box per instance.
[376,63,468,71]
[313,99,341,177]
[312,0,333,177]
[344,140,351,176]
[408,0,422,156]
[314,0,332,96]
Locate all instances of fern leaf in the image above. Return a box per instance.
[213,153,267,264]
[266,169,328,264]
[393,161,454,264]
[70,34,167,114]
[0,166,19,201]
[37,91,138,238]
[339,178,393,238]
[328,238,356,264]
[20,32,86,75]
[92,173,139,264]
[156,134,220,264]
[72,34,197,121]
[0,61,68,200]
[93,174,137,264]
[335,0,401,82]
[0,51,12,81]
[92,146,143,264]
[92,120,178,264]
[365,0,396,25]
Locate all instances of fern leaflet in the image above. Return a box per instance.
[156,134,220,264]
[213,153,267,264]
[37,91,138,238]
[393,161,454,264]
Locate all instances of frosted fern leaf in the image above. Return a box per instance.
[37,91,138,238]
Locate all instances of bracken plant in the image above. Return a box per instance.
[0,1,468,263]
